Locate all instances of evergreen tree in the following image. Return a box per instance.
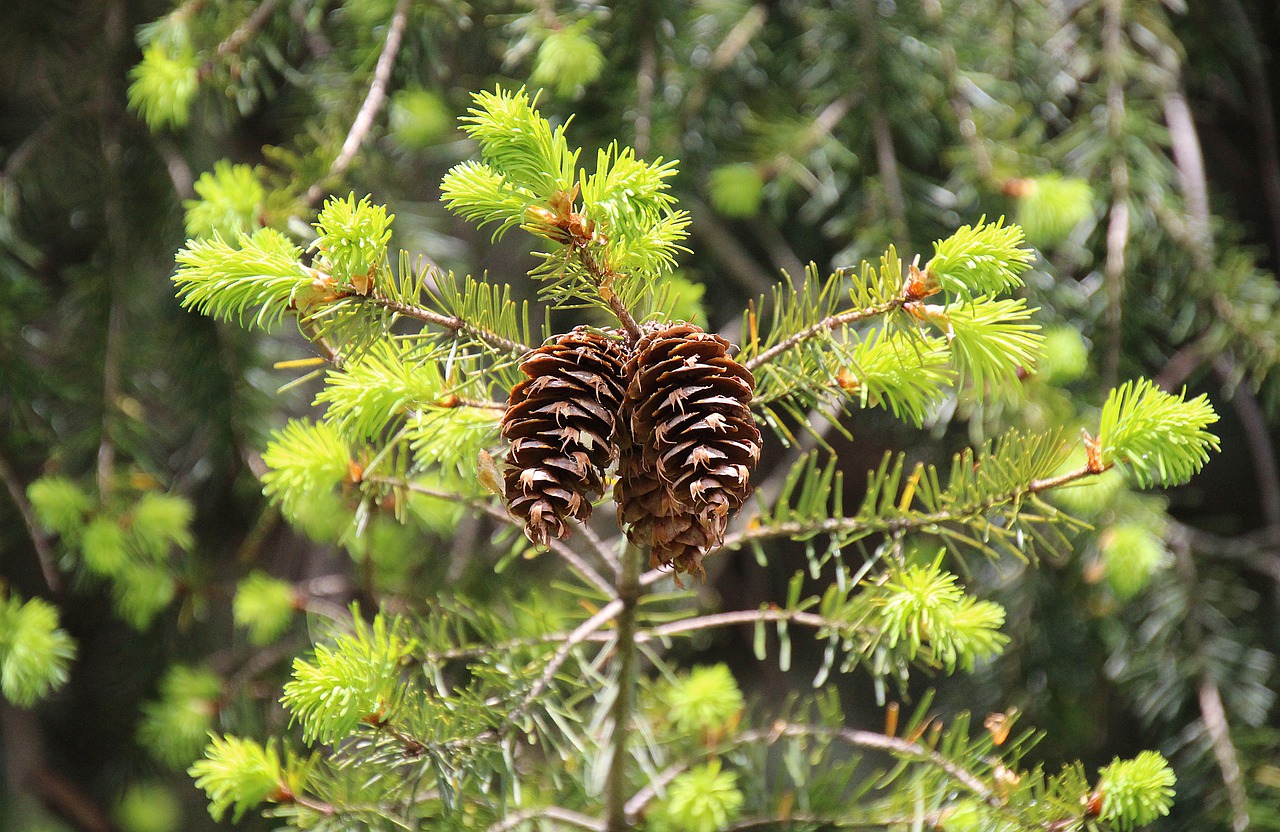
[2,2,1277,831]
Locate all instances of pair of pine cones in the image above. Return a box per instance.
[501,324,762,577]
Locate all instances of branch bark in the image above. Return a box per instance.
[305,0,410,205]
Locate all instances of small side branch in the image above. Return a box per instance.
[1101,0,1130,388]
[386,477,614,597]
[1198,679,1251,832]
[0,452,60,592]
[365,292,531,356]
[623,721,992,823]
[723,463,1105,550]
[744,298,906,372]
[605,543,643,832]
[305,0,411,205]
[489,806,605,832]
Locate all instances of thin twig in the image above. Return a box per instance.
[633,0,656,158]
[489,805,605,832]
[1213,356,1280,527]
[605,543,643,832]
[623,721,992,823]
[384,477,615,598]
[366,292,531,356]
[510,597,626,722]
[1198,679,1251,832]
[0,452,60,592]
[305,0,410,205]
[922,0,992,181]
[215,0,280,60]
[722,463,1106,550]
[856,0,910,253]
[1100,0,1129,388]
[744,298,906,372]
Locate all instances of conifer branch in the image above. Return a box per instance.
[511,597,626,722]
[363,292,530,356]
[744,298,906,372]
[1101,0,1130,387]
[0,452,60,593]
[209,0,280,66]
[724,460,1100,550]
[605,542,643,832]
[490,806,606,832]
[384,477,614,597]
[623,721,993,823]
[1198,679,1250,832]
[305,0,410,205]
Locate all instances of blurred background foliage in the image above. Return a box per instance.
[1,0,1279,830]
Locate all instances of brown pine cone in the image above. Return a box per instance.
[502,327,626,546]
[617,323,762,577]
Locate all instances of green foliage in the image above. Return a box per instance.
[1098,379,1221,487]
[532,22,606,98]
[82,515,129,575]
[233,572,297,646]
[1014,175,1094,248]
[138,665,222,768]
[647,760,744,832]
[260,420,352,519]
[128,492,194,558]
[1036,326,1090,386]
[173,229,313,330]
[664,665,745,736]
[709,163,766,218]
[925,218,1034,300]
[114,781,182,832]
[1100,523,1169,600]
[441,86,689,307]
[312,194,393,286]
[280,612,413,744]
[111,562,177,629]
[185,162,265,241]
[441,88,577,232]
[1097,751,1177,830]
[189,736,286,822]
[316,341,448,439]
[389,88,454,149]
[26,476,92,538]
[0,594,76,707]
[866,557,1009,674]
[126,43,199,130]
[937,296,1043,394]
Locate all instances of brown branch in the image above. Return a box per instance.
[1198,679,1251,832]
[922,0,992,182]
[217,0,280,59]
[0,452,60,592]
[1213,356,1280,527]
[384,477,615,597]
[623,721,993,823]
[722,462,1105,550]
[633,0,656,158]
[605,543,643,832]
[365,292,530,356]
[304,0,410,205]
[489,806,605,832]
[1100,0,1129,389]
[510,597,626,722]
[744,298,907,372]
[856,0,910,253]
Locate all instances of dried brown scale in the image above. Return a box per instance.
[502,328,626,546]
[617,323,762,578]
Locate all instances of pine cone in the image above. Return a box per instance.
[617,323,761,576]
[502,328,626,546]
